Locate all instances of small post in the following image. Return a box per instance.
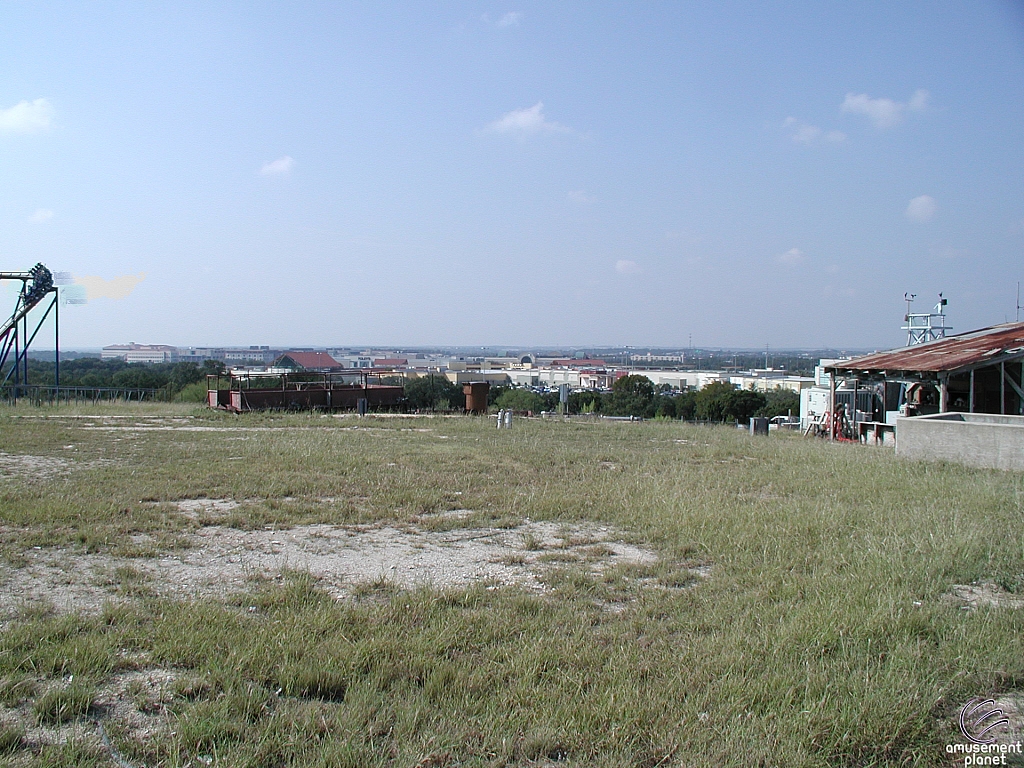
[504,410,513,430]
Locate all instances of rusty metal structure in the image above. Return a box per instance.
[823,321,1024,439]
[207,369,404,412]
[463,381,490,413]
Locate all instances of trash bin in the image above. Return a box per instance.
[749,417,769,435]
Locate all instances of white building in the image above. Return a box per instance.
[102,343,179,363]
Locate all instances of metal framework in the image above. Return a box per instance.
[0,264,58,396]
[206,369,406,412]
[902,293,951,346]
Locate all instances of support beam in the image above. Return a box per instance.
[829,369,836,441]
[939,375,948,413]
[1003,362,1024,405]
[1002,361,1006,415]
[969,369,975,413]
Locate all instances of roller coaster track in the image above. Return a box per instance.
[0,263,57,389]
[0,263,54,339]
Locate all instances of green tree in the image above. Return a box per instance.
[487,385,509,407]
[201,359,226,376]
[568,390,602,414]
[606,374,655,417]
[756,388,801,419]
[403,375,462,411]
[694,381,766,423]
[694,381,736,421]
[730,388,767,423]
[112,367,169,390]
[169,362,204,392]
[494,388,545,413]
[675,390,697,421]
[652,394,677,419]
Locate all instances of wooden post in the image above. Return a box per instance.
[939,375,948,413]
[969,369,975,413]
[829,368,836,441]
[852,378,859,436]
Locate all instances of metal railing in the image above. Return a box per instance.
[0,385,172,405]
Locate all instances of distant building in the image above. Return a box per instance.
[630,353,685,365]
[273,351,343,372]
[549,359,607,368]
[177,347,281,365]
[102,343,179,363]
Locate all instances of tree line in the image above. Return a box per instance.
[405,374,799,422]
[10,362,802,420]
[11,358,224,400]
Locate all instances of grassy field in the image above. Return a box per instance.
[0,403,1022,767]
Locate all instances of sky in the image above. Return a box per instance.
[2,1,1023,351]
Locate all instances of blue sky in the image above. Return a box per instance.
[2,2,1023,350]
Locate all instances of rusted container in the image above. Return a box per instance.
[463,381,490,413]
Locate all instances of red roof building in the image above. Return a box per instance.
[274,351,343,372]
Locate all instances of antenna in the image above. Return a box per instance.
[904,292,916,321]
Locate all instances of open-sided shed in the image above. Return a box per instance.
[828,322,1024,416]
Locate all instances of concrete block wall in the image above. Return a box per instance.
[896,412,1024,471]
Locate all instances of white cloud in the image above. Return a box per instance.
[74,273,146,300]
[905,195,936,222]
[840,89,929,129]
[28,208,54,224]
[498,12,521,27]
[908,89,929,111]
[488,102,570,136]
[567,190,594,204]
[777,248,805,266]
[259,155,294,176]
[0,98,54,134]
[783,117,845,144]
[615,259,640,275]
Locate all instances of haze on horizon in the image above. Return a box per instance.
[2,2,1023,351]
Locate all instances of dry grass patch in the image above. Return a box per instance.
[0,405,1022,765]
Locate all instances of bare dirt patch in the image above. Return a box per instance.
[0,452,71,481]
[0,668,178,765]
[0,515,676,620]
[173,498,241,519]
[946,582,1024,610]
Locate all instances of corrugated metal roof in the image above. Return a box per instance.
[830,322,1024,374]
